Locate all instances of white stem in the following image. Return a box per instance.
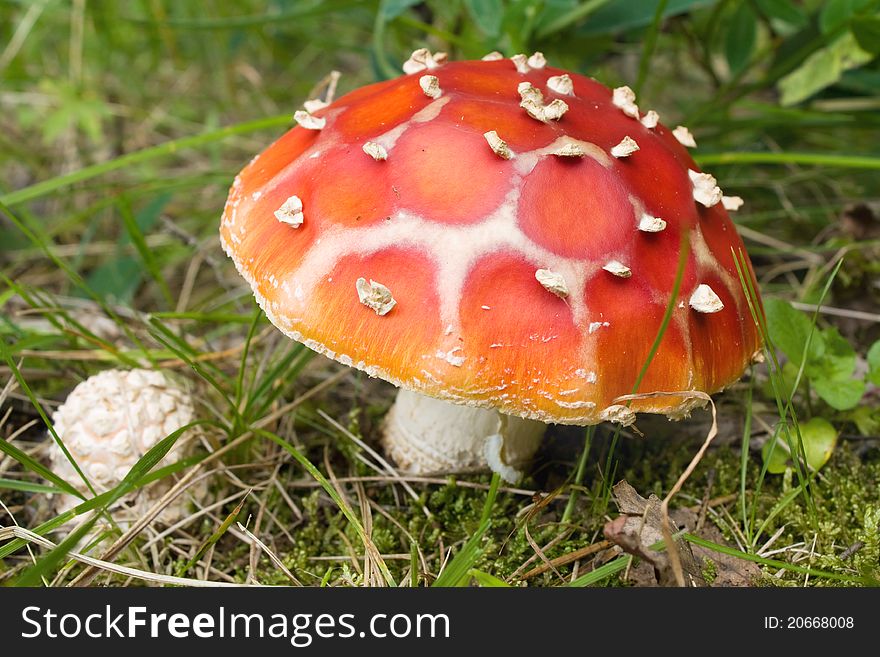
[382,388,546,483]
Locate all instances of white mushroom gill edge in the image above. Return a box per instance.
[689,284,724,313]
[356,278,397,315]
[274,195,304,227]
[381,388,545,483]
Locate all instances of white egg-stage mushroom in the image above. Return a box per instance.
[48,369,201,524]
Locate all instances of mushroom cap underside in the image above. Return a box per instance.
[220,58,762,424]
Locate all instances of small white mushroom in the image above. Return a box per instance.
[535,269,569,298]
[363,141,388,161]
[274,195,304,227]
[673,125,697,148]
[419,74,442,99]
[611,136,639,158]
[722,195,744,211]
[638,213,667,232]
[482,51,504,61]
[689,284,724,313]
[356,278,397,316]
[483,130,514,159]
[546,74,574,96]
[293,110,325,130]
[612,85,639,119]
[511,53,530,73]
[47,369,201,523]
[688,169,723,207]
[640,110,659,129]
[527,52,547,69]
[403,48,444,74]
[603,260,632,278]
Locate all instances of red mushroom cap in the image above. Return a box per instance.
[220,54,762,424]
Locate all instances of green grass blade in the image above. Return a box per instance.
[257,428,396,586]
[568,555,630,587]
[117,196,174,307]
[0,115,291,207]
[697,152,880,169]
[0,478,63,495]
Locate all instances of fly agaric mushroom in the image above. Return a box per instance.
[47,369,199,522]
[220,51,761,482]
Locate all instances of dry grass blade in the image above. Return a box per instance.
[235,521,301,585]
[0,526,248,587]
[520,540,613,580]
[317,408,432,519]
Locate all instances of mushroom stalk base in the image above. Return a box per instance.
[382,389,545,483]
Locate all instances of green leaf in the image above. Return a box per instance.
[725,2,758,74]
[86,255,141,304]
[778,31,875,106]
[812,326,857,379]
[867,340,880,385]
[380,0,421,20]
[465,0,504,37]
[850,405,880,436]
[762,418,839,473]
[852,16,880,54]
[569,0,714,36]
[806,327,865,410]
[820,0,875,34]
[763,298,824,366]
[753,0,808,28]
[812,377,865,410]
